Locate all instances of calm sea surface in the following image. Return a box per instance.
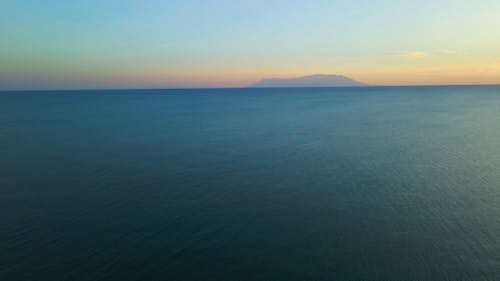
[1,86,500,280]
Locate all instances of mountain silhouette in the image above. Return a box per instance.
[250,74,366,88]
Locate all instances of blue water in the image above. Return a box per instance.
[1,86,500,280]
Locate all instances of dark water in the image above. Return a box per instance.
[1,86,500,280]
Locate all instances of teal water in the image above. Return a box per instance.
[1,86,500,280]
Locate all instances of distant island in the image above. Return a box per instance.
[249,74,366,88]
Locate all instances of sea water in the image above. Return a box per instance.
[1,86,500,280]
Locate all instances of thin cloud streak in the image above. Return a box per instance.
[437,49,461,55]
[388,51,429,58]
[387,50,462,58]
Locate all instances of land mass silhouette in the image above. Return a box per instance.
[250,74,366,88]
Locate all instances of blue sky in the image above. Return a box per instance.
[1,0,500,89]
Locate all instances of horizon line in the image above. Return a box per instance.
[1,83,500,93]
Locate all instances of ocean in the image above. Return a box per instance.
[1,86,500,280]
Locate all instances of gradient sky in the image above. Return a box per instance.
[1,0,500,90]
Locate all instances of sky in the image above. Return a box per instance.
[1,0,500,90]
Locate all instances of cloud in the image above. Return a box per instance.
[387,49,462,58]
[339,56,360,61]
[437,49,460,55]
[388,51,429,58]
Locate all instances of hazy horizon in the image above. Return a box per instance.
[2,77,500,92]
[2,0,500,90]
